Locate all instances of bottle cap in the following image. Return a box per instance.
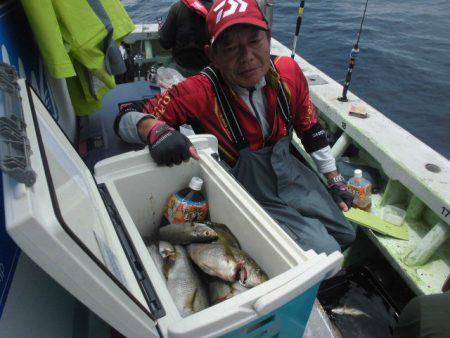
[354,169,363,178]
[189,176,203,191]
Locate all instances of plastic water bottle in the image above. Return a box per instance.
[149,65,157,83]
[156,67,185,90]
[161,177,209,225]
[347,169,372,211]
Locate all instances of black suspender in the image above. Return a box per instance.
[201,57,292,151]
[270,58,293,130]
[201,66,248,150]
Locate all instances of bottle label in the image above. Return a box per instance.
[348,183,371,208]
[164,193,208,224]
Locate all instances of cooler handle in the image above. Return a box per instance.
[253,251,342,315]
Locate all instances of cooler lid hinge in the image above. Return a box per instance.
[211,152,233,174]
[97,183,166,319]
[0,64,36,187]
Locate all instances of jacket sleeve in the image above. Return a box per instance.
[282,58,335,171]
[21,0,75,78]
[143,75,211,125]
[115,75,211,143]
[275,57,318,138]
[279,57,331,153]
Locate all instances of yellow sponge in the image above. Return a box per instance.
[345,208,409,240]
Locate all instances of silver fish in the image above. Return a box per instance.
[187,243,243,283]
[159,222,218,245]
[166,245,209,317]
[158,241,176,280]
[206,222,241,248]
[207,277,248,304]
[331,307,371,318]
[231,247,269,288]
[187,243,269,287]
[146,244,165,280]
[158,240,176,260]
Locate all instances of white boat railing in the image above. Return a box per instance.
[270,38,450,295]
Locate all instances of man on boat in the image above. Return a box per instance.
[115,0,356,255]
[159,0,214,76]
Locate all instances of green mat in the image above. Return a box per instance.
[345,208,409,240]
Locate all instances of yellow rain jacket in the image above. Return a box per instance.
[21,0,135,116]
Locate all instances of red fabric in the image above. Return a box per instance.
[147,121,174,144]
[142,56,317,165]
[181,0,208,18]
[206,0,268,44]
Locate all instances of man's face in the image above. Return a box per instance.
[206,25,271,89]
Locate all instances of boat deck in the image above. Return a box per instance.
[271,38,450,296]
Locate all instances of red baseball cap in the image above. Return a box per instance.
[206,0,269,45]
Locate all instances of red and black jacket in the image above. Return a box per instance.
[136,56,325,165]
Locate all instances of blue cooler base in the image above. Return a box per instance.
[219,283,320,338]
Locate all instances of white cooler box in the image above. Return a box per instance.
[2,78,343,338]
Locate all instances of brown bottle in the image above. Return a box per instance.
[347,169,372,211]
[161,177,209,226]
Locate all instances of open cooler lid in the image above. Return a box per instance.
[0,66,160,338]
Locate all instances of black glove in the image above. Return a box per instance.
[327,174,354,210]
[147,121,191,166]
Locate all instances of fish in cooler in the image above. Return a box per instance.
[149,192,268,313]
[166,245,209,317]
[187,243,242,283]
[206,276,248,304]
[159,222,218,245]
[158,240,176,279]
[231,245,269,288]
[187,243,269,287]
[207,222,241,248]
[158,240,176,259]
[146,244,166,280]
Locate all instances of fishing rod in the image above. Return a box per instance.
[338,0,369,102]
[291,0,305,59]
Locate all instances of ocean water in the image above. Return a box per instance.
[122,0,450,159]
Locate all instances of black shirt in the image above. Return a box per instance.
[159,0,213,70]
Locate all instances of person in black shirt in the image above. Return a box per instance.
[159,0,214,77]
